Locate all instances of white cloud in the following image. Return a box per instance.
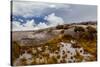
[12,13,64,31]
[49,4,56,8]
[37,22,48,29]
[13,1,48,17]
[12,1,70,17]
[12,20,48,31]
[12,20,36,31]
[12,21,24,31]
[12,1,97,24]
[23,19,36,27]
[12,21,22,28]
[44,13,64,26]
[18,19,24,22]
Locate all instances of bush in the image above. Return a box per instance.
[63,25,69,29]
[81,32,95,40]
[56,25,69,29]
[74,26,85,32]
[60,29,64,34]
[86,26,97,33]
[47,28,52,33]
[12,41,20,62]
[62,34,74,40]
[56,25,63,29]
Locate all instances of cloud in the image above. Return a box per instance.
[13,1,57,17]
[12,21,21,28]
[12,1,70,18]
[12,21,23,31]
[12,1,97,23]
[12,1,97,31]
[49,4,56,8]
[12,20,48,31]
[12,20,36,31]
[37,22,48,29]
[23,19,36,27]
[13,1,48,17]
[54,4,97,23]
[12,13,64,31]
[44,13,64,26]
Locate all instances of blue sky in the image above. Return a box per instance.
[12,1,97,31]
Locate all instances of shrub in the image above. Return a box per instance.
[47,28,52,33]
[81,26,97,40]
[81,32,95,41]
[86,26,97,33]
[62,34,74,40]
[20,58,27,65]
[74,51,84,62]
[63,25,69,29]
[56,25,63,29]
[12,41,20,62]
[74,26,85,32]
[60,29,64,34]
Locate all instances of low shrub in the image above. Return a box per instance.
[56,25,63,29]
[12,41,20,63]
[86,26,97,33]
[74,26,85,32]
[63,25,69,29]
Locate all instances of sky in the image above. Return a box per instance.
[12,1,97,31]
